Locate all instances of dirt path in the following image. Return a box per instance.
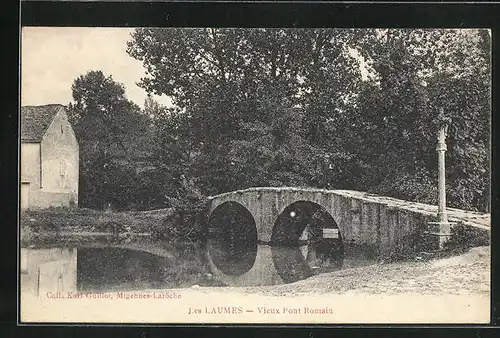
[189,246,490,297]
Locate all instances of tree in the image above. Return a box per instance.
[351,29,491,210]
[68,70,153,210]
[127,28,490,211]
[127,28,364,195]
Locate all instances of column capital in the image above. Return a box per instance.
[436,143,447,151]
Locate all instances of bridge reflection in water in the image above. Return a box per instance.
[21,236,348,296]
[21,232,350,296]
[206,200,345,286]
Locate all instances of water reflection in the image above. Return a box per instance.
[207,201,258,276]
[21,248,77,296]
[77,247,170,291]
[271,245,313,283]
[207,239,346,286]
[205,200,347,285]
[21,238,375,296]
[20,241,222,296]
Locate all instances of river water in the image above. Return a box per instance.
[20,238,376,296]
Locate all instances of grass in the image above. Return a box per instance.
[20,206,176,246]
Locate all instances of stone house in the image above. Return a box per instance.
[21,104,79,209]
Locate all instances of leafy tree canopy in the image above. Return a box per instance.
[66,28,491,212]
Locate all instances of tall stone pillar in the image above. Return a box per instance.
[429,110,455,249]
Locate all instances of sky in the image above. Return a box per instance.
[21,27,173,109]
[21,27,374,110]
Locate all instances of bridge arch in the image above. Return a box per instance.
[271,200,341,243]
[270,201,344,282]
[206,192,350,286]
[206,201,258,276]
[208,188,352,244]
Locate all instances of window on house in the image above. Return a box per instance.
[60,161,67,180]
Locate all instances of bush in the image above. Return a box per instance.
[153,177,210,241]
[380,221,491,263]
[445,223,490,251]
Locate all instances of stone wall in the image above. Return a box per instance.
[21,143,41,187]
[29,191,76,209]
[41,108,79,203]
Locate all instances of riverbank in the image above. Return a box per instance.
[20,207,175,246]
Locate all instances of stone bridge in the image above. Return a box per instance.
[205,187,490,286]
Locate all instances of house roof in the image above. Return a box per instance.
[21,104,64,142]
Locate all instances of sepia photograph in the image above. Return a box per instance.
[19,27,491,324]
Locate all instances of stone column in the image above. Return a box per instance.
[436,123,448,224]
[429,112,455,249]
[436,123,451,248]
